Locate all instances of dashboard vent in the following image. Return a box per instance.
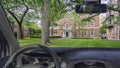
[74,62,106,68]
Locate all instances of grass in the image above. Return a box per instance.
[18,38,120,48]
[18,38,41,47]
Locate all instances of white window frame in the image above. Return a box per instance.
[64,24,69,29]
[64,24,71,29]
[77,31,81,37]
[90,20,95,26]
[90,30,95,37]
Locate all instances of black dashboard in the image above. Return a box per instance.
[24,48,120,68]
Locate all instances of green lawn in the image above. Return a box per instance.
[18,38,120,48]
[18,38,41,47]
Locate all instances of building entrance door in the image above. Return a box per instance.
[66,32,69,37]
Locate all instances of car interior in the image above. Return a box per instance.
[0,0,120,68]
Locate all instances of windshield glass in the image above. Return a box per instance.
[1,0,120,48]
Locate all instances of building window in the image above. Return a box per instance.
[84,30,88,36]
[54,30,58,36]
[64,24,71,29]
[90,30,94,36]
[66,24,69,29]
[90,20,95,26]
[77,31,81,37]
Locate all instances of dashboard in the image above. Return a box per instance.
[23,48,120,68]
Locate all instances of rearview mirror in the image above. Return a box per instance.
[75,4,107,14]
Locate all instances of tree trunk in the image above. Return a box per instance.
[41,0,50,45]
[78,24,81,38]
[18,24,24,39]
[51,25,54,36]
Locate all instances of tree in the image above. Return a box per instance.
[100,23,106,34]
[1,0,29,39]
[71,12,83,38]
[103,0,120,23]
[40,0,50,44]
[24,0,69,45]
[50,22,58,36]
[2,0,80,44]
[100,1,120,34]
[2,0,70,44]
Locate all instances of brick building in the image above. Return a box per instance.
[50,14,101,38]
[106,0,120,40]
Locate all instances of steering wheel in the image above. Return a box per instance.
[4,45,61,68]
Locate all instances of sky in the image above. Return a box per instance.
[101,0,109,4]
[99,0,109,24]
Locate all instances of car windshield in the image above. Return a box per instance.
[1,0,120,48]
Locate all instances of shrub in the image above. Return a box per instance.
[72,37,93,39]
[50,36,62,38]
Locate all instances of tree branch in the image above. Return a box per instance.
[108,6,120,12]
[82,14,98,21]
[7,9,20,24]
[19,1,29,23]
